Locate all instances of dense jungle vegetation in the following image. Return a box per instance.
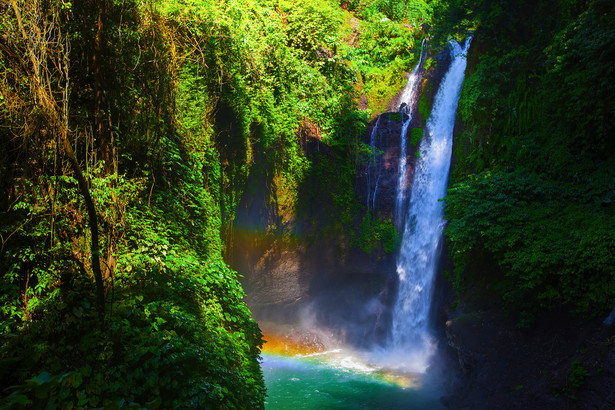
[437,0,615,325]
[0,0,433,406]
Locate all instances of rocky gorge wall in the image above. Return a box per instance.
[227,128,399,347]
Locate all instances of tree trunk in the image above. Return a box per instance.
[11,0,105,323]
[93,0,114,175]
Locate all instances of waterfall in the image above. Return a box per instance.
[398,38,427,114]
[394,119,412,229]
[388,38,471,370]
[394,38,427,229]
[366,116,381,215]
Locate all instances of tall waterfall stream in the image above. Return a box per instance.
[262,39,471,408]
[389,38,472,369]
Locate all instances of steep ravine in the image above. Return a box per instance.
[227,132,398,347]
[227,45,454,351]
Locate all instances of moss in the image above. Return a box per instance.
[353,215,400,255]
[390,113,403,122]
[418,92,431,126]
[424,57,436,72]
[410,127,423,147]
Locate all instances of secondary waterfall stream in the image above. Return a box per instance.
[388,38,471,370]
[366,116,381,216]
[395,39,426,228]
[394,39,426,228]
[366,39,426,222]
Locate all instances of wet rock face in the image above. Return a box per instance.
[228,132,398,348]
[357,112,416,223]
[442,310,615,409]
[230,220,397,348]
[358,47,454,225]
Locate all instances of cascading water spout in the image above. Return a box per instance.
[398,38,427,114]
[394,38,428,230]
[388,38,471,372]
[366,116,381,215]
[394,119,412,229]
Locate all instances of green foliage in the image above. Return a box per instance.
[351,17,420,112]
[389,113,403,122]
[345,0,432,23]
[336,1,433,113]
[424,56,436,71]
[445,170,615,318]
[1,260,264,408]
[1,0,266,406]
[410,126,423,158]
[283,0,344,61]
[417,91,431,125]
[567,360,590,389]
[354,214,400,255]
[357,18,416,68]
[439,0,615,322]
[410,127,423,147]
[0,163,264,406]
[558,359,591,400]
[543,0,615,158]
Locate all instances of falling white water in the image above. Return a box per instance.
[388,38,472,372]
[366,116,381,215]
[394,119,412,229]
[398,38,427,112]
[394,38,427,229]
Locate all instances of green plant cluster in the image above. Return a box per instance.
[353,214,400,255]
[343,0,434,112]
[0,164,265,407]
[435,0,615,322]
[563,360,590,399]
[445,170,615,317]
[344,0,432,23]
[410,127,423,148]
[1,260,263,408]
